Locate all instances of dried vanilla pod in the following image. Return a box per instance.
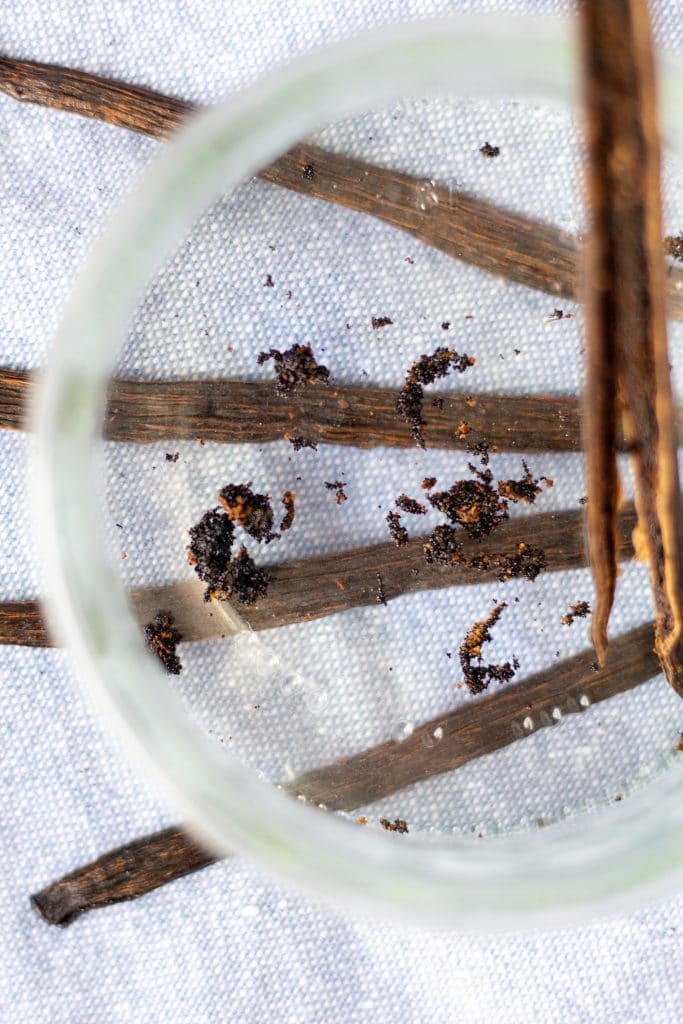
[579,0,683,695]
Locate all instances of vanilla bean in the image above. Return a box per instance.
[7,365,670,456]
[219,504,634,632]
[6,369,683,453]
[1,503,638,648]
[262,142,581,300]
[580,0,683,695]
[2,56,683,314]
[31,827,217,926]
[0,367,586,451]
[0,600,50,647]
[580,2,621,666]
[105,379,584,452]
[0,55,194,135]
[31,621,659,924]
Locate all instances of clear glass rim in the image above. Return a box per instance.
[32,14,683,928]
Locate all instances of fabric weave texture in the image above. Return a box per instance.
[1,1,683,1021]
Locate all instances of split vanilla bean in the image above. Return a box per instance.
[2,55,683,314]
[1,502,639,648]
[31,621,660,924]
[579,0,683,696]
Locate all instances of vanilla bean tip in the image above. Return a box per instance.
[30,886,85,927]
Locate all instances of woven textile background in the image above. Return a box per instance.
[1,1,683,1021]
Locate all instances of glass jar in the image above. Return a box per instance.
[32,15,683,927]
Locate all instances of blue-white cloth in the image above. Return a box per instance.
[2,1,683,1021]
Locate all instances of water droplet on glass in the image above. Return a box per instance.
[305,688,328,713]
[392,719,414,741]
[416,179,439,211]
[282,673,305,703]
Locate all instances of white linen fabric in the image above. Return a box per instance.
[1,1,683,1021]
